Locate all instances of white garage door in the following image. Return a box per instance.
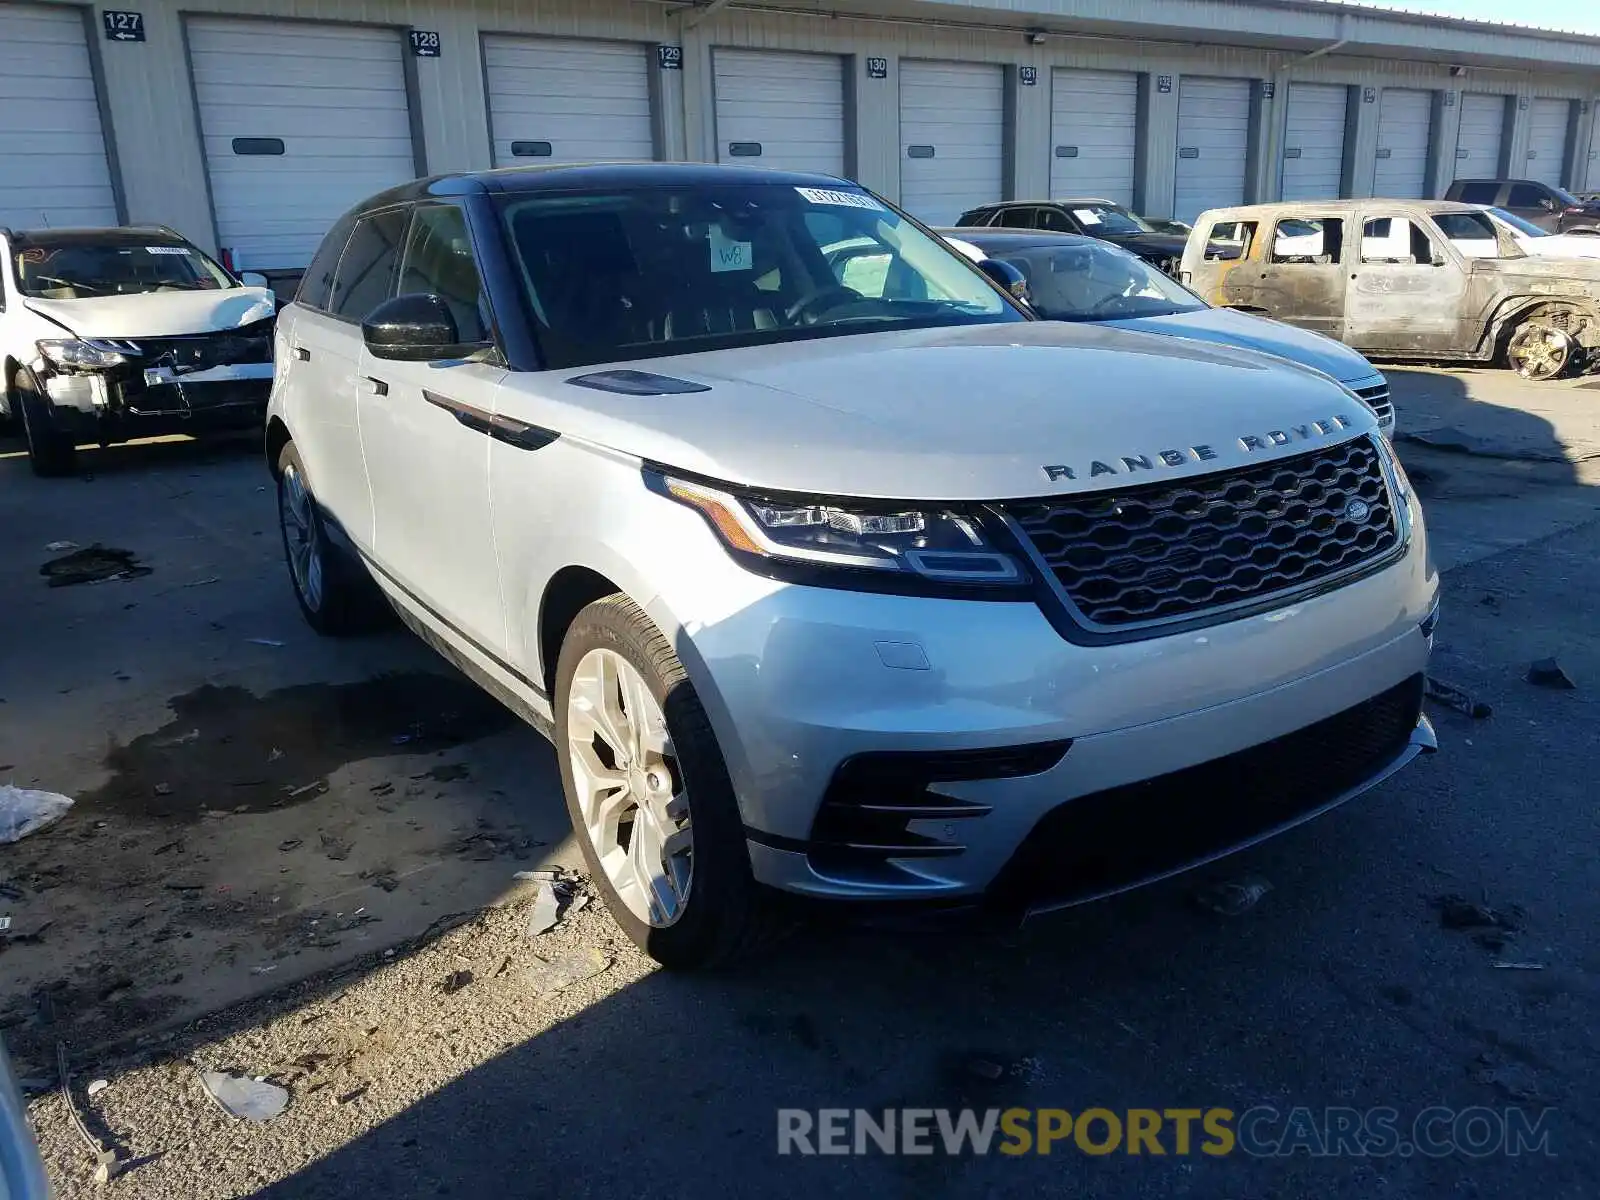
[188,17,416,271]
[1174,77,1251,223]
[1524,98,1570,188]
[1374,88,1432,198]
[714,49,844,176]
[0,3,117,229]
[900,61,1005,226]
[1455,93,1506,182]
[484,37,653,168]
[1281,83,1347,201]
[1050,69,1138,207]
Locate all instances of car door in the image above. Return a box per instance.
[289,208,407,552]
[357,202,511,658]
[1505,182,1561,232]
[1252,217,1348,340]
[1346,213,1468,353]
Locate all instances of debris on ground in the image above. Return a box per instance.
[86,1080,108,1097]
[1491,961,1546,970]
[1479,592,1502,612]
[1424,676,1493,719]
[1526,657,1576,690]
[524,883,561,938]
[43,540,79,553]
[336,1085,368,1105]
[511,869,567,883]
[966,1057,1005,1081]
[59,1043,123,1183]
[1191,876,1273,916]
[278,839,302,852]
[1434,893,1523,933]
[427,763,470,783]
[525,947,611,997]
[319,833,352,862]
[39,545,151,588]
[1470,1053,1545,1103]
[0,785,74,844]
[198,1070,290,1122]
[438,970,473,995]
[246,638,286,648]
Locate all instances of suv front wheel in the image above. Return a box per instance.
[11,369,77,477]
[555,594,773,968]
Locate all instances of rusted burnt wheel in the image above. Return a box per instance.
[1507,322,1575,382]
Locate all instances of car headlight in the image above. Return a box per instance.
[649,471,1031,596]
[36,338,126,369]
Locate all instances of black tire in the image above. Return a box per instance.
[12,369,77,477]
[274,441,389,636]
[554,594,775,969]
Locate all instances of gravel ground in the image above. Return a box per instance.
[27,878,652,1197]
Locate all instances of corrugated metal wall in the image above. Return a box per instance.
[68,0,1600,257]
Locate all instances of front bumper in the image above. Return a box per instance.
[658,480,1437,905]
[39,362,271,441]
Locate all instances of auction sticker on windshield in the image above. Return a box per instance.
[709,225,753,273]
[145,246,194,255]
[796,187,885,210]
[1073,209,1103,226]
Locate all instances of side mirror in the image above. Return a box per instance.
[239,271,269,288]
[362,293,485,361]
[1430,251,1448,267]
[978,258,1030,305]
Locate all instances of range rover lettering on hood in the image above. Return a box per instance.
[1042,413,1356,482]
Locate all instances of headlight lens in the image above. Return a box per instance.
[653,473,1029,592]
[36,338,126,369]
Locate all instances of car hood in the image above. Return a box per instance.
[1106,306,1378,384]
[1097,231,1189,257]
[22,288,276,337]
[1470,256,1600,287]
[1517,235,1600,260]
[524,322,1378,501]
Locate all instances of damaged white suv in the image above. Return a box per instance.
[267,164,1439,967]
[1,225,275,475]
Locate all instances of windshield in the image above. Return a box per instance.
[1488,207,1549,238]
[13,240,235,298]
[979,240,1205,322]
[495,184,1021,368]
[1065,204,1151,235]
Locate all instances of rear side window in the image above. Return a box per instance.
[1455,181,1500,205]
[297,213,355,311]
[329,208,408,323]
[1204,220,1256,260]
[1270,218,1343,264]
[1036,208,1075,233]
[996,208,1037,229]
[395,205,489,343]
[956,207,997,227]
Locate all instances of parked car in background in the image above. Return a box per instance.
[1477,206,1600,260]
[956,199,1195,276]
[1181,200,1600,380]
[1,225,276,475]
[1,1036,49,1200]
[942,228,1395,435]
[268,163,1437,967]
[1443,179,1600,235]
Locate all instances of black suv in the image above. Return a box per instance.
[956,199,1192,275]
[1442,179,1600,235]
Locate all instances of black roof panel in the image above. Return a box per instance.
[9,226,188,247]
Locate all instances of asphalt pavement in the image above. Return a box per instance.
[4,367,1599,1198]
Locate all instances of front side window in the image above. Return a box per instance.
[996,207,1038,229]
[1506,183,1549,210]
[12,238,235,299]
[1270,218,1344,264]
[396,205,490,342]
[1489,207,1549,238]
[329,208,408,323]
[1036,208,1076,233]
[1433,210,1511,259]
[991,241,1206,323]
[496,184,1021,369]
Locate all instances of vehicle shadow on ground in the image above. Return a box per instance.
[1386,366,1583,482]
[0,430,259,479]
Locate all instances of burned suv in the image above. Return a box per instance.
[1181,200,1600,381]
[1,226,275,475]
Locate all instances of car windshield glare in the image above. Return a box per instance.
[495,184,1020,369]
[14,240,235,298]
[992,242,1205,322]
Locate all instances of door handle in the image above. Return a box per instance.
[292,346,310,361]
[359,376,389,397]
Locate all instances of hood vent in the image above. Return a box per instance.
[566,369,711,396]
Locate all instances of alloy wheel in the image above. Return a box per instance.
[279,463,324,611]
[566,647,694,926]
[1508,323,1574,382]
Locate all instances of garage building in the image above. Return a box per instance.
[4,0,1598,269]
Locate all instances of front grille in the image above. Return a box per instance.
[1003,437,1398,630]
[987,673,1425,909]
[1353,382,1394,428]
[108,319,274,371]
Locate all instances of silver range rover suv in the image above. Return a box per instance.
[266,164,1438,968]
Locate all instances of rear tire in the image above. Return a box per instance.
[274,441,388,636]
[13,369,77,477]
[554,594,775,969]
